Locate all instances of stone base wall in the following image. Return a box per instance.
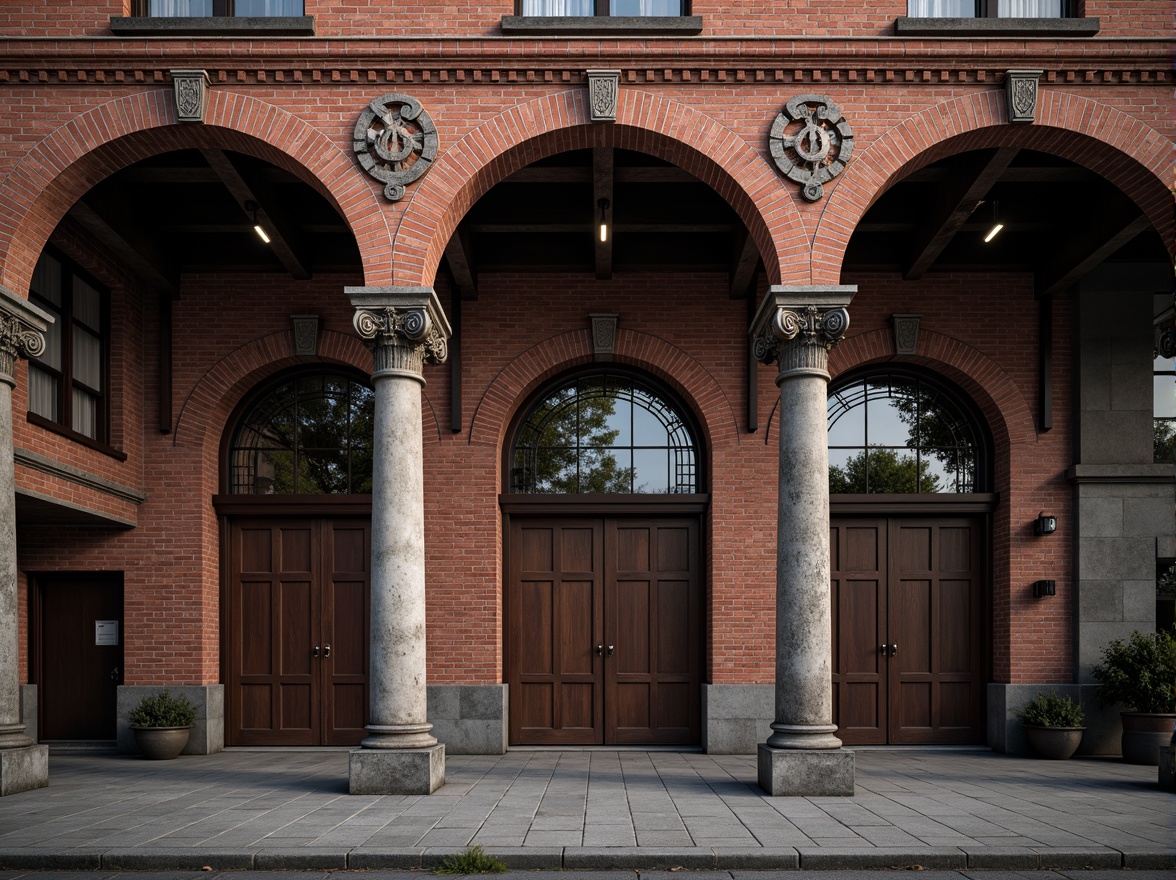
[117,685,224,756]
[428,684,507,754]
[702,684,773,754]
[18,683,36,744]
[987,683,1122,757]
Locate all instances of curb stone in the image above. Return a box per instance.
[797,847,967,870]
[100,849,255,871]
[563,847,716,869]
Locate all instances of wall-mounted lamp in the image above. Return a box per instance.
[244,199,271,244]
[598,198,610,243]
[1034,512,1057,536]
[1033,579,1057,598]
[983,199,1003,243]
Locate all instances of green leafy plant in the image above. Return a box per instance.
[1091,626,1176,713]
[1020,690,1084,728]
[129,689,197,728]
[433,846,507,875]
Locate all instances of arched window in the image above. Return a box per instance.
[827,370,987,494]
[228,370,374,495]
[509,371,699,494]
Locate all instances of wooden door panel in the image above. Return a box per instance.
[321,520,369,746]
[37,576,123,740]
[830,520,886,745]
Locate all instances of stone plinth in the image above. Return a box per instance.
[0,744,48,796]
[758,744,855,796]
[349,744,445,795]
[1160,743,1175,791]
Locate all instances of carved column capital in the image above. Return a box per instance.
[750,286,855,381]
[347,287,451,384]
[0,286,51,386]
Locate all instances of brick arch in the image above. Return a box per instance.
[810,90,1174,283]
[0,89,391,297]
[391,89,806,288]
[468,327,741,469]
[763,327,1036,458]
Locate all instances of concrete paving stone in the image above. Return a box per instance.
[100,849,255,870]
[564,847,716,869]
[345,848,425,869]
[252,849,348,869]
[634,832,696,846]
[416,828,477,846]
[521,831,583,846]
[713,847,800,868]
[530,816,587,831]
[797,847,968,870]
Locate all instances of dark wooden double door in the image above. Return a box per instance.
[226,518,369,745]
[508,517,702,745]
[831,516,986,744]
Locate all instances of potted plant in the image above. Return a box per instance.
[130,689,197,760]
[1092,625,1176,765]
[1019,690,1085,759]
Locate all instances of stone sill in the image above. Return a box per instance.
[1066,463,1175,484]
[500,15,703,35]
[110,16,316,36]
[894,16,1099,36]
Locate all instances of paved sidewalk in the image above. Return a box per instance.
[0,749,1172,871]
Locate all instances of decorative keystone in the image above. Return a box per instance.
[891,313,921,356]
[171,69,212,123]
[292,314,319,359]
[590,312,618,360]
[1004,70,1043,124]
[586,70,620,123]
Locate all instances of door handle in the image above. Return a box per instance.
[880,644,898,657]
[596,644,604,656]
[109,666,120,682]
[607,645,615,656]
[889,644,898,656]
[313,645,320,657]
[323,644,331,658]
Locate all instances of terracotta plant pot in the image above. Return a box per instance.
[1025,725,1084,760]
[132,725,192,760]
[1120,712,1176,766]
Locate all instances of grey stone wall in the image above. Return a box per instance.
[427,684,507,754]
[117,685,223,756]
[702,684,773,754]
[18,684,36,744]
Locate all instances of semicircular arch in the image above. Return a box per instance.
[391,88,806,288]
[811,90,1173,282]
[0,89,391,296]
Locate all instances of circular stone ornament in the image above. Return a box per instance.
[769,94,854,202]
[353,93,439,202]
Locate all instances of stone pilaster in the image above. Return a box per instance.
[751,285,856,797]
[0,285,51,796]
[346,286,450,795]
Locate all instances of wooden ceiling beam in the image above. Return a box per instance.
[1035,207,1151,297]
[594,146,614,281]
[67,198,179,298]
[903,147,1020,280]
[443,229,478,300]
[200,148,310,280]
[502,166,696,185]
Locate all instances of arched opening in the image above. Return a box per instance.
[826,366,993,746]
[501,366,706,746]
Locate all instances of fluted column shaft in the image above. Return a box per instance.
[348,288,450,751]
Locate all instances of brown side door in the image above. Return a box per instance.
[35,574,123,741]
[832,516,985,745]
[226,518,369,746]
[508,516,701,746]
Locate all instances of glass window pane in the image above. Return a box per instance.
[908,0,974,14]
[521,0,592,13]
[632,448,669,494]
[73,276,102,331]
[29,367,59,421]
[829,447,866,493]
[236,0,303,13]
[866,394,912,447]
[611,0,681,14]
[72,388,98,440]
[1155,375,1176,419]
[580,448,632,493]
[73,327,102,392]
[999,0,1061,15]
[865,447,925,494]
[533,448,578,493]
[150,0,213,13]
[31,255,62,307]
[828,400,865,447]
[298,450,349,494]
[39,316,62,372]
[921,448,960,493]
[633,398,670,447]
[258,449,294,494]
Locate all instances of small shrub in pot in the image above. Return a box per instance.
[130,689,197,760]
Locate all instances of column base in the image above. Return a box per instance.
[0,744,48,796]
[758,743,854,796]
[349,743,445,795]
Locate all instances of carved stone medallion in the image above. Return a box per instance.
[586,70,619,123]
[353,93,440,202]
[768,94,854,202]
[1004,70,1043,124]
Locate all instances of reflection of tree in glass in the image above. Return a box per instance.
[524,389,634,493]
[1155,419,1176,464]
[884,382,975,490]
[829,445,942,494]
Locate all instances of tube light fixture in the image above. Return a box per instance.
[983,199,1003,243]
[244,199,272,244]
[598,198,610,243]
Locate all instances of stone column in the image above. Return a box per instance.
[346,286,450,795]
[0,285,50,797]
[751,285,856,797]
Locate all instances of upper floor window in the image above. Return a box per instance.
[28,252,109,445]
[509,371,699,495]
[907,0,1069,15]
[134,0,303,15]
[228,371,374,495]
[520,0,682,15]
[1155,351,1175,465]
[828,370,988,495]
